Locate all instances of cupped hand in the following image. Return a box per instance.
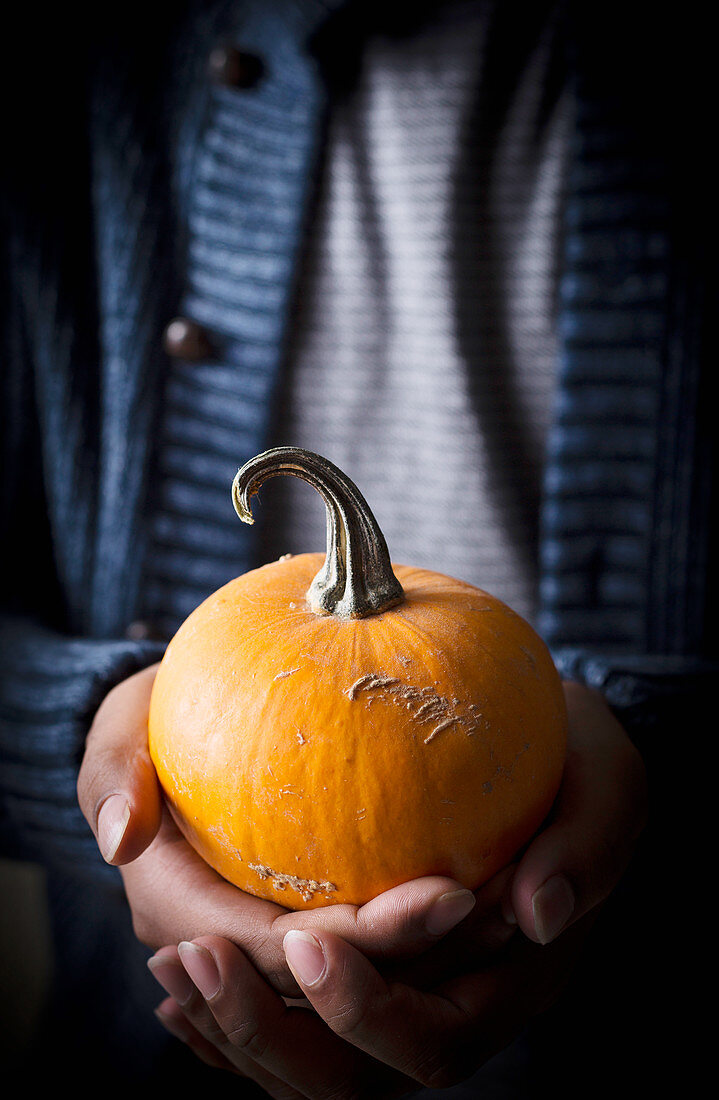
[147,681,648,1092]
[508,680,647,945]
[148,915,593,1097]
[76,665,512,996]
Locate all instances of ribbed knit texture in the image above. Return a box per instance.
[538,94,671,650]
[139,1,339,639]
[263,0,570,627]
[538,10,713,719]
[0,0,338,872]
[0,620,164,874]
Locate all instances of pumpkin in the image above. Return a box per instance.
[148,447,567,910]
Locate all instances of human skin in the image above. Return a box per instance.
[77,670,647,1092]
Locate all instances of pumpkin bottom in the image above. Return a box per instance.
[162,778,556,910]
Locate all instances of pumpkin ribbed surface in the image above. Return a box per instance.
[148,551,567,909]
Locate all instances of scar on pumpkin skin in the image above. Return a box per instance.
[248,863,336,903]
[273,667,301,680]
[346,674,481,743]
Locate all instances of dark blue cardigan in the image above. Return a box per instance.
[1,0,713,875]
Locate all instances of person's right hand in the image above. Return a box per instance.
[76,665,513,998]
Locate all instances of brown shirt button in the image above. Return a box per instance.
[162,317,214,361]
[208,45,264,89]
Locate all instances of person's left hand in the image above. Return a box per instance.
[148,682,648,1095]
[149,912,596,1095]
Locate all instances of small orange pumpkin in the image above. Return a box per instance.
[148,448,567,909]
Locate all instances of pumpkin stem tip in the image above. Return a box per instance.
[232,447,404,619]
[231,470,256,525]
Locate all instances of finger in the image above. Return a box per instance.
[149,948,235,1071]
[151,952,251,1078]
[434,910,597,1055]
[174,936,413,1097]
[77,663,163,864]
[389,864,518,991]
[282,919,596,1091]
[154,995,238,1073]
[509,681,648,944]
[282,928,472,1090]
[272,874,478,965]
[128,827,477,998]
[122,813,294,989]
[428,862,517,957]
[129,813,509,998]
[150,953,308,1099]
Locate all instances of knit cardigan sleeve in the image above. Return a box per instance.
[0,617,165,878]
[533,4,717,763]
[0,139,168,878]
[0,218,166,874]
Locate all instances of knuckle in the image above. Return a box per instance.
[224,1018,271,1061]
[251,924,296,997]
[377,894,417,948]
[76,742,106,808]
[324,993,373,1040]
[125,894,165,949]
[130,908,157,947]
[201,1014,231,1050]
[75,772,91,816]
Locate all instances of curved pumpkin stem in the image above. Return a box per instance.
[232,447,404,619]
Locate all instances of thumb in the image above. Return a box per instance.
[77,663,163,865]
[274,875,478,968]
[509,682,648,945]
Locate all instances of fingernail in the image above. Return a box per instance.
[283,930,326,987]
[426,889,476,936]
[97,794,130,863]
[178,941,221,1001]
[147,954,195,1006]
[532,875,575,944]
